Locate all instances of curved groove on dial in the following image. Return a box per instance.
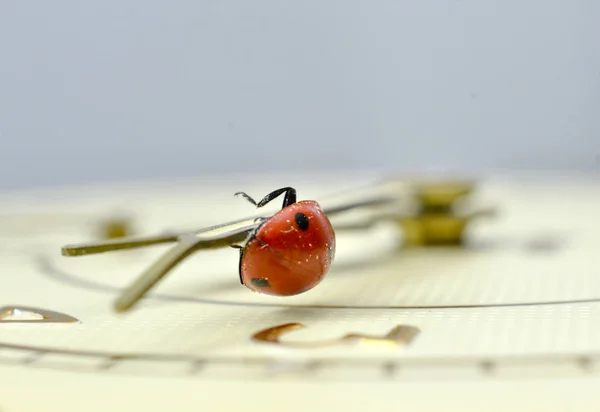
[36,255,600,310]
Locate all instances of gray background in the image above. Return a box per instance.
[1,1,598,190]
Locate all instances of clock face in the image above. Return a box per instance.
[1,171,599,411]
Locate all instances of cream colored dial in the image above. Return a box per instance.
[1,171,599,411]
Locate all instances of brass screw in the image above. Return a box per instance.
[100,217,133,239]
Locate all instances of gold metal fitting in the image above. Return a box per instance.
[395,180,495,247]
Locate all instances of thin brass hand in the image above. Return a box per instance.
[61,192,397,313]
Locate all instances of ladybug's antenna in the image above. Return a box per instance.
[235,187,297,210]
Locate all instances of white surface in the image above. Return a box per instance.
[0,172,599,410]
[2,369,599,412]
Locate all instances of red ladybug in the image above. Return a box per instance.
[232,187,336,296]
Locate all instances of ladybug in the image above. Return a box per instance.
[232,186,336,296]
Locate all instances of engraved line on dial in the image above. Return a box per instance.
[36,255,600,310]
[0,340,597,381]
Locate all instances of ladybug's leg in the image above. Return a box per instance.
[256,187,297,209]
[234,191,258,206]
[235,187,297,209]
[236,246,244,285]
[227,244,245,284]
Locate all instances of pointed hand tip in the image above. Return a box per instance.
[61,246,77,256]
[113,303,131,314]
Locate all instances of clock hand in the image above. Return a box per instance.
[60,215,259,256]
[59,193,398,313]
[60,195,396,257]
[113,224,255,313]
[64,177,475,314]
[61,232,181,256]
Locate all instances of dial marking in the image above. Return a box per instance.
[0,306,79,324]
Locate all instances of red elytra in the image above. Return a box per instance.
[233,187,336,296]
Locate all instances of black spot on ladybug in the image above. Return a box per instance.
[295,212,310,231]
[251,277,270,288]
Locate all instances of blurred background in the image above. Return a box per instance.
[0,1,598,191]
